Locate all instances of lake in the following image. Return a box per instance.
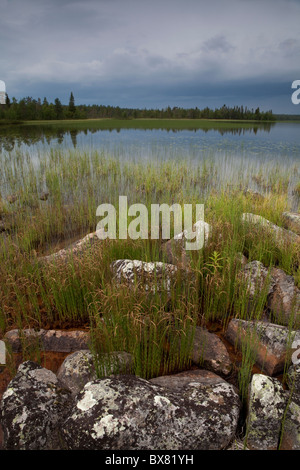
[0,119,299,209]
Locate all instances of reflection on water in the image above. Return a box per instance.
[0,121,276,153]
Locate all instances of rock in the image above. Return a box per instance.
[190,327,232,376]
[280,400,300,450]
[149,369,228,390]
[239,261,300,325]
[268,267,300,326]
[161,220,211,267]
[42,330,90,352]
[242,213,300,245]
[281,361,300,449]
[57,350,134,397]
[282,212,300,235]
[40,230,104,264]
[286,364,300,402]
[4,329,90,353]
[57,350,97,397]
[225,319,300,376]
[246,374,287,450]
[241,260,275,300]
[110,259,178,294]
[0,361,72,450]
[62,374,241,450]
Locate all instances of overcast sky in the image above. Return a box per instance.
[1,0,300,113]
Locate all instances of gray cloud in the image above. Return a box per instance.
[0,0,300,113]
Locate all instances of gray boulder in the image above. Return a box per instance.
[62,374,241,450]
[246,374,287,450]
[280,399,300,450]
[0,361,72,450]
[286,363,300,402]
[110,259,178,294]
[241,260,275,301]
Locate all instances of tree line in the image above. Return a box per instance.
[0,92,276,121]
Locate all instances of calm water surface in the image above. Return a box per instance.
[0,121,299,208]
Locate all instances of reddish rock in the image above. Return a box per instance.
[225,319,300,376]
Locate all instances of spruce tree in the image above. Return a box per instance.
[68,92,76,117]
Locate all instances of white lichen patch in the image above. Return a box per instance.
[13,408,29,429]
[92,414,125,439]
[154,395,178,412]
[77,390,98,411]
[2,387,14,399]
[251,374,285,414]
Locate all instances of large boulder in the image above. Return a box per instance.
[0,361,72,450]
[110,259,178,294]
[225,319,300,376]
[246,374,287,450]
[62,374,241,450]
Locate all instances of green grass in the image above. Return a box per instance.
[12,117,277,132]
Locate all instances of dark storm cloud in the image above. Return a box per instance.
[1,0,300,112]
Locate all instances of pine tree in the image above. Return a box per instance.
[68,92,76,118]
[54,98,63,119]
